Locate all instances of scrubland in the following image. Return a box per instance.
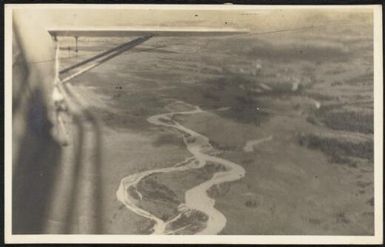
[58,11,375,235]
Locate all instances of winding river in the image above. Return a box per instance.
[116,104,246,234]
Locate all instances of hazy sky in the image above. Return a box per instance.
[13,6,373,33]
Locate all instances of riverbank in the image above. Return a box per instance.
[116,102,245,234]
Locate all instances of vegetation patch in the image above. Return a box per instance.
[166,209,208,234]
[318,108,373,134]
[298,132,373,164]
[153,133,185,147]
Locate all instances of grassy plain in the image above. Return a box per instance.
[58,11,374,235]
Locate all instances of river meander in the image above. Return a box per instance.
[116,103,246,234]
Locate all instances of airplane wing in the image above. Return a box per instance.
[47,26,248,37]
[49,26,249,82]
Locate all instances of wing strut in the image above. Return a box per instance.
[60,35,152,82]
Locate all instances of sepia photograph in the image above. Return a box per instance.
[4,3,383,244]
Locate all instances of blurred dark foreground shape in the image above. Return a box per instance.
[12,11,103,234]
[12,11,61,234]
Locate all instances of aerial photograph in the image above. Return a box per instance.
[9,5,379,240]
